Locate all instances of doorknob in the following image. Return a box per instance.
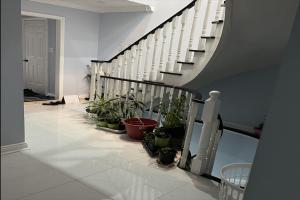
[23,59,29,62]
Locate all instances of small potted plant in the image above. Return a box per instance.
[143,133,159,156]
[97,116,108,127]
[158,147,177,165]
[161,96,186,149]
[154,128,170,147]
[106,112,121,130]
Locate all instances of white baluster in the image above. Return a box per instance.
[150,29,161,81]
[179,98,199,168]
[156,86,166,122]
[143,34,153,81]
[167,87,175,112]
[117,56,123,96]
[103,77,108,99]
[177,89,183,98]
[157,23,170,81]
[124,51,129,79]
[148,85,156,118]
[174,10,189,73]
[95,72,101,99]
[136,40,145,81]
[125,82,132,105]
[166,16,179,72]
[129,46,137,80]
[206,119,221,174]
[191,91,221,175]
[89,62,98,101]
[142,84,148,104]
[186,0,202,62]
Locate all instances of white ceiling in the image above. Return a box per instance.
[29,0,154,13]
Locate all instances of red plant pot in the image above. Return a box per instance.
[124,118,158,140]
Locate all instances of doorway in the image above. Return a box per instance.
[21,11,65,100]
[22,18,48,97]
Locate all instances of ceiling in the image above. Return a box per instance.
[29,0,154,13]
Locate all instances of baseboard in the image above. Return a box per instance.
[1,142,29,155]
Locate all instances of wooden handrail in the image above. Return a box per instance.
[100,75,202,98]
[92,0,197,63]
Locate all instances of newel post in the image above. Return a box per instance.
[191,91,221,175]
[89,62,98,101]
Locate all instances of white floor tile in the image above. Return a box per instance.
[20,181,112,200]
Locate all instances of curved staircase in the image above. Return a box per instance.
[89,0,226,97]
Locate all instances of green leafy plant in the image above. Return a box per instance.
[161,95,186,128]
[119,95,145,119]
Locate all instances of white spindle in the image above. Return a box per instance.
[206,123,222,174]
[95,72,101,99]
[191,91,221,175]
[142,84,148,104]
[150,29,161,81]
[89,62,97,101]
[148,85,156,118]
[167,87,175,112]
[156,86,166,122]
[129,46,137,80]
[174,10,189,73]
[157,24,170,81]
[179,99,199,168]
[166,16,179,72]
[136,40,145,81]
[143,35,153,81]
[186,0,202,61]
[124,51,130,79]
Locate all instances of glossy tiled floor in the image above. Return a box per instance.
[1,102,219,200]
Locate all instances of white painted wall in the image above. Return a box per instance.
[198,66,280,128]
[244,3,300,199]
[22,0,101,96]
[98,0,193,60]
[1,0,25,146]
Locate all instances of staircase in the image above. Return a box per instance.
[88,0,226,178]
[89,0,226,95]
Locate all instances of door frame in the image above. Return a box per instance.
[22,18,48,95]
[21,11,65,100]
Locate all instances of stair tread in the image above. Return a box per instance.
[177,61,194,65]
[189,49,205,53]
[160,71,183,76]
[212,20,224,24]
[201,36,216,39]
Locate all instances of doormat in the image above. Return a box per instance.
[24,89,55,102]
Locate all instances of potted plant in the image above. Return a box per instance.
[106,111,121,130]
[158,147,177,165]
[143,133,159,156]
[154,128,170,147]
[161,95,186,149]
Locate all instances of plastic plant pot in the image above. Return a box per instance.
[107,123,119,130]
[124,118,158,140]
[154,136,170,147]
[159,147,177,165]
[97,121,108,128]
